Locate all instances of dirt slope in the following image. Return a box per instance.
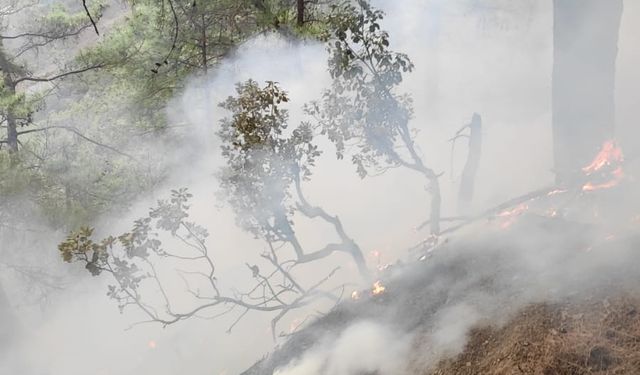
[429,296,640,375]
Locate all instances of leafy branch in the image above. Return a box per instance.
[59,188,343,339]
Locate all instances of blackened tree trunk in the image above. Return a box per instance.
[552,0,623,184]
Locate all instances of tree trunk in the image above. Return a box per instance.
[0,44,19,154]
[429,176,442,235]
[5,110,18,153]
[201,13,208,74]
[552,0,623,184]
[458,113,482,214]
[296,0,304,26]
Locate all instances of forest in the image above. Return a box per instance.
[2,1,640,374]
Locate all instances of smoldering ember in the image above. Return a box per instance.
[1,1,640,374]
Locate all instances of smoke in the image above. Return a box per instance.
[2,1,640,375]
[264,208,640,374]
[274,321,413,375]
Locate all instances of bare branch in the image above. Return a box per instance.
[82,0,100,35]
[0,24,91,41]
[14,64,104,85]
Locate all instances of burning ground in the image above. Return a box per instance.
[241,143,640,375]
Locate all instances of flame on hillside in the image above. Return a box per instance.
[371,281,386,296]
[583,166,624,192]
[582,140,625,192]
[547,189,568,196]
[496,203,529,229]
[582,140,624,174]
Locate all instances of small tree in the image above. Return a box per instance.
[58,80,373,338]
[218,80,371,280]
[306,0,443,234]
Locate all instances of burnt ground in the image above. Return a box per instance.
[241,186,640,375]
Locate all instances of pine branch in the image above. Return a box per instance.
[13,64,104,85]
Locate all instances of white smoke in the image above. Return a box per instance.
[274,321,413,375]
[2,1,640,375]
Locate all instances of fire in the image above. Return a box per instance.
[582,165,624,192]
[497,203,529,218]
[496,203,529,229]
[582,177,622,192]
[371,280,386,296]
[547,189,568,196]
[582,140,624,174]
[581,141,625,191]
[351,290,361,300]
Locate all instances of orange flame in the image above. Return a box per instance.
[582,141,625,191]
[582,140,624,175]
[582,175,623,191]
[371,281,386,296]
[497,203,529,218]
[496,203,529,229]
[547,189,568,196]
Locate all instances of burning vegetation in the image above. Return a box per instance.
[243,138,640,375]
[2,0,638,374]
[582,140,625,192]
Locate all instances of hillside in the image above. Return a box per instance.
[431,297,640,374]
[242,183,640,375]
